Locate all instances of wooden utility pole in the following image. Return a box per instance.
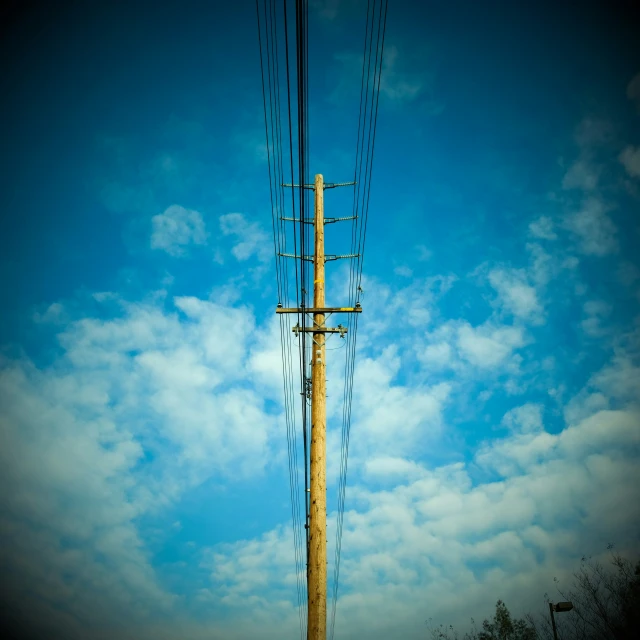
[276,174,361,640]
[308,173,327,640]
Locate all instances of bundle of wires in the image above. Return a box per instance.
[330,1,389,638]
[257,1,388,638]
[256,0,311,637]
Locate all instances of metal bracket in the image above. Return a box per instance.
[280,215,358,225]
[278,252,314,262]
[281,216,315,225]
[276,305,362,314]
[292,323,348,335]
[325,216,358,224]
[282,183,316,190]
[277,253,360,263]
[324,254,359,262]
[324,181,357,190]
[281,181,356,190]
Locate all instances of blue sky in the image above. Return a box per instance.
[1,0,639,638]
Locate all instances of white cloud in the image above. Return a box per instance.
[330,44,439,113]
[590,354,640,404]
[394,265,413,277]
[348,347,451,459]
[564,349,640,425]
[49,294,272,485]
[562,159,600,191]
[33,301,67,324]
[564,198,618,256]
[488,268,543,323]
[363,456,428,482]
[574,117,613,149]
[150,205,207,256]
[0,291,288,638]
[219,213,271,262]
[457,322,525,368]
[526,242,557,287]
[501,403,544,434]
[528,216,557,240]
[0,359,176,637]
[563,256,580,270]
[619,145,640,178]
[420,342,452,369]
[205,379,640,640]
[207,525,302,606]
[380,45,424,103]
[4,164,639,640]
[581,299,612,337]
[350,273,455,343]
[416,244,433,261]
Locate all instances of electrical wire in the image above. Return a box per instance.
[259,1,388,636]
[256,1,308,636]
[292,0,311,570]
[330,1,389,637]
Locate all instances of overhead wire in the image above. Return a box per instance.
[273,0,309,632]
[355,0,388,298]
[330,1,389,637]
[256,1,308,637]
[259,0,388,635]
[293,0,312,573]
[283,7,311,626]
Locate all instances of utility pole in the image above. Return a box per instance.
[308,172,327,640]
[549,603,558,640]
[277,174,360,640]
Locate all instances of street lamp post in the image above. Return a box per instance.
[549,601,573,640]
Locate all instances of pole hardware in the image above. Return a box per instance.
[274,176,363,640]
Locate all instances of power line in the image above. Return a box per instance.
[259,0,388,636]
[330,1,389,637]
[256,1,308,637]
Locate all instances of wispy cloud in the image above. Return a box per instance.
[488,267,544,323]
[573,117,614,149]
[416,244,433,261]
[206,348,640,638]
[456,321,525,369]
[501,403,543,434]
[380,45,424,103]
[394,264,413,277]
[350,346,451,458]
[580,299,613,338]
[150,205,208,256]
[564,198,618,256]
[0,288,290,636]
[619,145,640,178]
[562,158,600,191]
[528,216,557,241]
[219,213,272,263]
[330,43,442,112]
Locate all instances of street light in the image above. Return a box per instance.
[549,601,573,640]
